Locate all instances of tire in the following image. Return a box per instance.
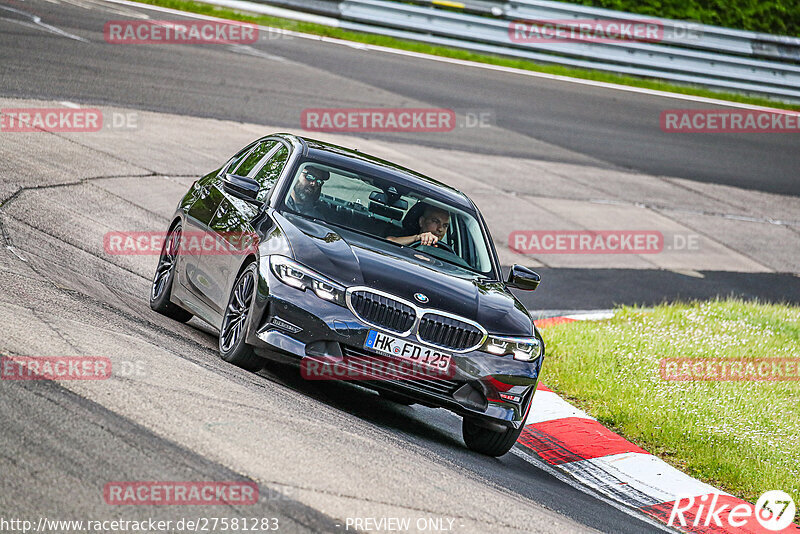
[150,223,193,323]
[462,417,524,457]
[219,263,263,372]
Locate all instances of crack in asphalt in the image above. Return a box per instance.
[0,174,153,209]
[87,177,189,221]
[2,214,154,283]
[31,308,83,353]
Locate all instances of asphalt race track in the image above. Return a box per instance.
[1,0,800,195]
[0,0,798,532]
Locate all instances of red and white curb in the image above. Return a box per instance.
[514,312,800,534]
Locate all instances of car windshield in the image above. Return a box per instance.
[279,161,496,276]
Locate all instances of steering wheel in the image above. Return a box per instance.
[408,239,455,254]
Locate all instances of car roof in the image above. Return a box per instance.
[272,133,476,212]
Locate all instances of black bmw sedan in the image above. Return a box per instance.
[151,133,544,456]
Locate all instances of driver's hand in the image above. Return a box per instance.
[417,232,439,246]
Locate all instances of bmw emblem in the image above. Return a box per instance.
[414,293,429,304]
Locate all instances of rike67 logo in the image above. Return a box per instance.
[668,491,797,532]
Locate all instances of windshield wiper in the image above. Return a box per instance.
[433,255,482,275]
[322,219,382,242]
[280,208,324,225]
[398,244,484,276]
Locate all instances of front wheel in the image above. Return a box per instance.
[462,417,523,457]
[150,223,193,322]
[219,263,263,372]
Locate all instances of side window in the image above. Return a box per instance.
[455,215,474,265]
[253,145,290,202]
[223,141,259,175]
[447,212,460,255]
[232,140,277,176]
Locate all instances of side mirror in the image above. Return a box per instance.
[222,173,260,203]
[506,264,540,291]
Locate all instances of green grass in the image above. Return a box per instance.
[541,299,800,520]
[572,0,800,37]
[130,0,800,111]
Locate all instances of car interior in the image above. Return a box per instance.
[284,163,487,272]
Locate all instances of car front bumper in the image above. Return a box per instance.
[245,265,543,428]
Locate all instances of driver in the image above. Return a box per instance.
[388,203,450,247]
[285,166,329,218]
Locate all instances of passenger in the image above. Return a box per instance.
[286,166,329,218]
[388,202,450,247]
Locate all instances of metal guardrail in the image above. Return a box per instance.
[399,0,800,63]
[247,0,341,17]
[240,0,800,100]
[338,0,800,100]
[504,0,800,61]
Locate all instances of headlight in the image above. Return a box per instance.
[269,255,346,306]
[481,335,542,362]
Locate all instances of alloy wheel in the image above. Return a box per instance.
[220,270,255,353]
[152,225,182,301]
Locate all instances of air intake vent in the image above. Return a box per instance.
[341,346,463,397]
[418,313,484,351]
[349,290,416,333]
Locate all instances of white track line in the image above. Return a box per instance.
[0,4,89,42]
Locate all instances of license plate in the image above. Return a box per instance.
[364,330,451,371]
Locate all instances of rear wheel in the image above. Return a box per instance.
[150,223,193,322]
[219,263,263,372]
[462,417,523,457]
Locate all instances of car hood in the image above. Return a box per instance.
[276,213,533,336]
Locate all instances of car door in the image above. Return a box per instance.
[203,140,292,314]
[180,141,260,299]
